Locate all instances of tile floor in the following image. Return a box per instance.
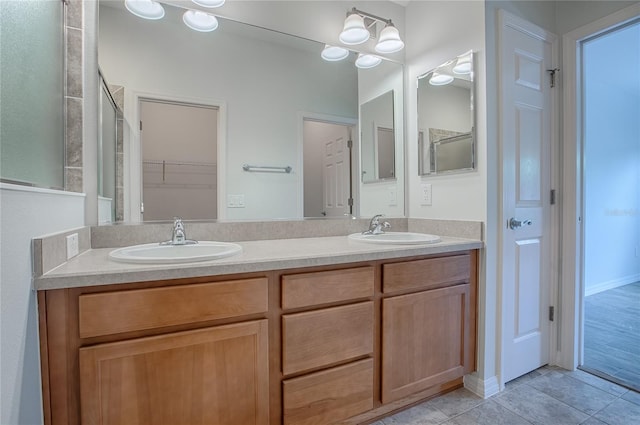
[371,366,640,425]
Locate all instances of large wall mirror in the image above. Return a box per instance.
[417,51,475,176]
[97,0,404,223]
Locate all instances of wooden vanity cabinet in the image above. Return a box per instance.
[280,267,375,425]
[39,276,270,425]
[380,254,477,404]
[39,251,478,425]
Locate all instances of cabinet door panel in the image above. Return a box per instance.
[79,320,269,425]
[283,358,374,425]
[282,302,374,376]
[382,285,471,403]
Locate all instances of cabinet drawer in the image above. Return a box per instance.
[282,267,374,309]
[282,302,374,375]
[383,254,470,294]
[79,277,268,338]
[283,358,374,425]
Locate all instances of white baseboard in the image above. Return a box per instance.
[464,373,500,399]
[585,274,640,297]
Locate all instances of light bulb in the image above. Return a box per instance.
[124,0,165,20]
[339,13,370,45]
[321,45,350,61]
[183,10,219,32]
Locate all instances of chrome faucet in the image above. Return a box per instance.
[363,214,391,235]
[161,217,197,245]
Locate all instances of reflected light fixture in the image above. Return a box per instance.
[183,10,219,32]
[192,0,226,7]
[355,53,382,69]
[453,55,472,74]
[321,45,350,61]
[429,71,454,86]
[124,0,165,20]
[375,23,404,54]
[339,12,370,45]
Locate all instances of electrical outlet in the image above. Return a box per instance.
[420,183,432,206]
[636,246,639,258]
[389,188,397,206]
[66,233,79,260]
[227,194,245,208]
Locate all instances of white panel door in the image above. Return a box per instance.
[499,12,555,383]
[322,130,350,217]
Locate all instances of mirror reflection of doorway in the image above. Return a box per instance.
[581,18,640,391]
[140,99,218,221]
[303,119,355,218]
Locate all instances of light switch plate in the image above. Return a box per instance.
[227,194,245,208]
[420,183,432,206]
[389,188,397,206]
[66,233,79,259]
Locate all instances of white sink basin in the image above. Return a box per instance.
[348,232,441,245]
[109,241,242,264]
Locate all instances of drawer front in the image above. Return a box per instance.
[383,254,471,294]
[282,302,374,376]
[79,277,268,338]
[283,358,374,425]
[282,266,374,309]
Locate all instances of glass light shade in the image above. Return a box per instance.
[429,71,454,86]
[321,45,349,61]
[124,0,165,20]
[453,55,472,74]
[192,0,225,7]
[183,10,219,32]
[339,13,370,45]
[375,24,404,54]
[355,53,382,69]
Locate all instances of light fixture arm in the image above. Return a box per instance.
[348,7,393,27]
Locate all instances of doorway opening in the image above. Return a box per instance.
[580,18,640,391]
[139,99,219,221]
[302,118,355,218]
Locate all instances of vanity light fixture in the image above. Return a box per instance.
[192,0,225,8]
[124,0,165,20]
[339,7,404,54]
[321,45,350,61]
[183,10,219,32]
[453,55,472,74]
[355,53,382,69]
[429,71,454,86]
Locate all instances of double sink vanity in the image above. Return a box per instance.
[34,218,482,425]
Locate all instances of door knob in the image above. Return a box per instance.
[509,218,532,230]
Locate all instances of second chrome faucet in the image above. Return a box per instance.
[363,214,391,235]
[161,217,198,245]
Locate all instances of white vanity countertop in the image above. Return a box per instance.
[34,235,483,290]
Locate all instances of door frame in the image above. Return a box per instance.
[496,9,560,388]
[127,91,227,222]
[298,112,358,218]
[559,3,640,372]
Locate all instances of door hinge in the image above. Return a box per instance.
[547,68,560,88]
[348,197,354,207]
[139,120,143,131]
[550,189,556,205]
[549,306,555,322]
[347,139,353,149]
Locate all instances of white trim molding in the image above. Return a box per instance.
[464,373,500,399]
[585,274,640,297]
[560,2,640,372]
